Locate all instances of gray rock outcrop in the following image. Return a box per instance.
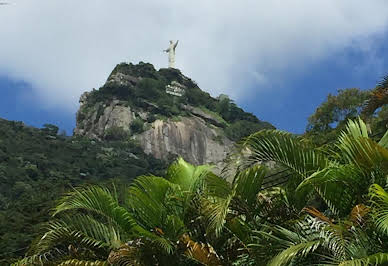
[137,116,232,165]
[74,99,233,168]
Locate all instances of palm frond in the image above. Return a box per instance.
[233,165,267,209]
[239,130,328,180]
[12,248,66,266]
[343,118,369,139]
[339,252,388,266]
[53,186,136,233]
[369,184,388,236]
[378,129,388,149]
[166,157,212,192]
[127,175,181,230]
[58,259,108,266]
[201,173,234,237]
[37,217,115,254]
[296,164,364,215]
[268,240,321,266]
[337,119,388,172]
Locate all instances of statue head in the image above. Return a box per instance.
[169,40,174,44]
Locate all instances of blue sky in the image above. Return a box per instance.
[245,34,388,133]
[1,35,387,135]
[1,1,388,135]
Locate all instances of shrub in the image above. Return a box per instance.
[104,126,129,141]
[130,118,145,134]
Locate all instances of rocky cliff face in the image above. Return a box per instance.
[74,62,274,167]
[74,98,233,167]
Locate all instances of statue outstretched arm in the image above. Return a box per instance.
[163,48,170,53]
[173,40,179,49]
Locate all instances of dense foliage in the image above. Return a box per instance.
[306,82,388,145]
[15,118,388,265]
[305,88,370,145]
[81,62,274,141]
[0,119,166,264]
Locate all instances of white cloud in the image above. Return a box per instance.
[1,0,388,111]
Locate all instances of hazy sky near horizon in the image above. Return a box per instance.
[1,0,388,133]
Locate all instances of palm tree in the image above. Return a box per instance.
[229,118,388,265]
[16,158,222,265]
[18,117,388,265]
[237,118,388,215]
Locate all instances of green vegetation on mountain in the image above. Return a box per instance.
[0,119,166,264]
[81,62,274,141]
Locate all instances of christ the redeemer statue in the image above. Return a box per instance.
[164,40,179,68]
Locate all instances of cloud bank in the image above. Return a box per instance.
[1,0,388,111]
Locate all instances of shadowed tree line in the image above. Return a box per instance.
[0,119,166,264]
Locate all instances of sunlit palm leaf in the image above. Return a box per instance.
[378,129,388,149]
[337,119,388,172]
[53,186,136,233]
[166,157,212,192]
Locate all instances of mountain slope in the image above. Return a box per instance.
[74,62,274,166]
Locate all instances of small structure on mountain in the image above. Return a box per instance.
[166,81,185,97]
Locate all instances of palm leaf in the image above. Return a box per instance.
[369,184,388,236]
[201,172,234,237]
[233,165,267,209]
[58,259,108,266]
[166,157,212,192]
[378,129,388,149]
[127,175,181,230]
[239,130,328,181]
[296,164,363,215]
[339,252,388,266]
[337,119,388,172]
[267,240,321,266]
[12,248,66,266]
[53,186,136,233]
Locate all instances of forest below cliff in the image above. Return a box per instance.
[0,120,167,264]
[1,72,387,264]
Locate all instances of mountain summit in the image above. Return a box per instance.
[74,62,274,167]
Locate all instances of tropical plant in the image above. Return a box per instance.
[15,158,222,266]
[229,117,388,265]
[17,117,388,265]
